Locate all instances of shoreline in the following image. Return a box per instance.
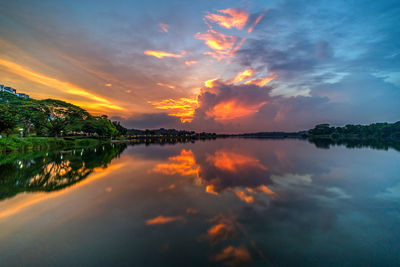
[0,136,112,153]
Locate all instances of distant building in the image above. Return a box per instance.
[0,84,30,99]
[17,93,30,99]
[2,86,16,94]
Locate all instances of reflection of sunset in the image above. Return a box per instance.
[0,163,125,220]
[153,149,199,176]
[152,149,219,196]
[206,100,267,121]
[152,149,274,200]
[208,151,267,172]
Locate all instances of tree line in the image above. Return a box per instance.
[307,122,400,140]
[0,91,127,138]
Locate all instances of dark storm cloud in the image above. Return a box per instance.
[188,72,400,132]
[234,0,400,98]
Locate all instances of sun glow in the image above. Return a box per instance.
[0,58,124,112]
[149,97,198,123]
[206,100,266,121]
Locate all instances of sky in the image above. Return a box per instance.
[0,0,399,132]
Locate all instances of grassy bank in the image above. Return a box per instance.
[0,136,111,152]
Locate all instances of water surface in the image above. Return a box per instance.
[0,139,399,266]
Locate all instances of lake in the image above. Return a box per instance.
[0,139,399,266]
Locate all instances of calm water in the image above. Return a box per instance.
[0,139,399,266]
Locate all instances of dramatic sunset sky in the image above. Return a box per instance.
[0,0,399,132]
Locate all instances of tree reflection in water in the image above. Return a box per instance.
[308,137,400,151]
[0,143,127,200]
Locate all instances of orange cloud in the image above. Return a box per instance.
[247,185,275,196]
[146,215,184,225]
[247,14,264,33]
[105,83,112,87]
[153,149,199,176]
[0,58,124,111]
[159,23,169,33]
[206,185,219,195]
[149,97,198,123]
[195,29,245,61]
[204,78,219,88]
[212,246,252,266]
[232,69,254,83]
[235,190,255,203]
[245,73,277,86]
[206,8,249,30]
[195,29,236,51]
[207,222,237,244]
[156,82,176,89]
[206,100,266,121]
[207,151,268,172]
[231,37,246,55]
[185,60,197,66]
[144,50,185,59]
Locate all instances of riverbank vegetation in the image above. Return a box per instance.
[0,91,127,151]
[305,122,400,151]
[306,122,400,140]
[0,136,111,152]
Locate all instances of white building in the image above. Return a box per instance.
[0,84,30,98]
